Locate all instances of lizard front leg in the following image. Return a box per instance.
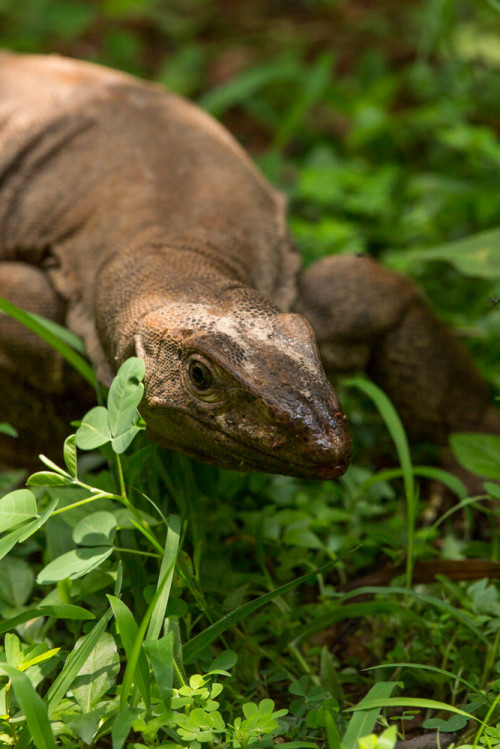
[0,261,87,468]
[296,253,500,444]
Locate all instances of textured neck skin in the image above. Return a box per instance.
[0,54,351,479]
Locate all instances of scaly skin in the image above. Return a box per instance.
[0,53,497,475]
[0,53,350,477]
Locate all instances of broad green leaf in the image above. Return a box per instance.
[18,498,58,542]
[111,706,143,749]
[65,709,105,745]
[385,227,500,279]
[343,682,399,748]
[46,609,113,716]
[450,433,500,479]
[111,425,141,454]
[107,595,151,708]
[107,357,145,436]
[0,556,34,607]
[27,471,74,487]
[209,650,237,672]
[144,633,173,709]
[73,511,117,546]
[37,546,113,584]
[0,520,38,561]
[0,604,94,637]
[485,481,500,498]
[63,434,78,478]
[0,664,57,749]
[72,631,120,712]
[75,406,112,450]
[0,489,37,533]
[0,499,58,560]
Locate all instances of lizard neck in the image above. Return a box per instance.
[94,237,278,372]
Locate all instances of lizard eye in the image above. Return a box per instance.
[186,356,217,401]
[189,360,212,391]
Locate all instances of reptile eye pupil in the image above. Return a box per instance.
[190,361,212,391]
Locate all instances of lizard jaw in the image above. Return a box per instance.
[145,411,351,480]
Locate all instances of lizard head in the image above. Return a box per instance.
[133,296,351,479]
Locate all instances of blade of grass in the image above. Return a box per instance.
[0,296,95,387]
[183,555,350,664]
[342,682,399,748]
[344,697,478,720]
[0,664,57,749]
[345,377,416,587]
[117,562,175,710]
[364,662,482,696]
[146,514,181,642]
[107,595,151,708]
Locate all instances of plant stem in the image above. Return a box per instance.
[115,453,127,499]
[113,546,161,559]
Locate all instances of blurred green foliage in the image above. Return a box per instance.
[1,0,498,381]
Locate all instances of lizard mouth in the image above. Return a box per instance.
[145,411,351,480]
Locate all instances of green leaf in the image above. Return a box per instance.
[485,482,500,498]
[107,595,151,708]
[37,546,113,584]
[65,709,105,745]
[0,664,57,749]
[73,511,117,546]
[72,631,120,712]
[107,357,145,436]
[0,520,38,561]
[27,472,74,487]
[45,608,113,716]
[0,604,94,637]
[423,713,469,732]
[111,706,143,749]
[0,556,34,607]
[0,489,37,533]
[143,633,173,709]
[0,422,17,437]
[209,650,237,672]
[63,434,78,478]
[343,682,399,748]
[75,406,112,450]
[450,433,500,479]
[0,499,58,560]
[385,226,500,279]
[111,425,141,454]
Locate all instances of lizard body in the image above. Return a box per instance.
[0,54,497,476]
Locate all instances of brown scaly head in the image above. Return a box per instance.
[126,287,351,480]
